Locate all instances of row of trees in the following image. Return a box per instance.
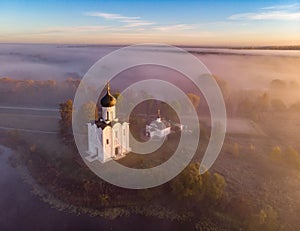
[269,145,300,169]
[237,92,284,120]
[235,79,300,120]
[0,77,80,107]
[59,99,73,142]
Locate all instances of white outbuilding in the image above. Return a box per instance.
[146,110,171,138]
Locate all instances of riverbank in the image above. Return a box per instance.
[0,144,198,231]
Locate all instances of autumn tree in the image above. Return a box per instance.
[205,172,227,203]
[269,146,300,169]
[246,205,281,231]
[214,75,230,102]
[290,101,300,112]
[59,99,73,142]
[237,98,257,120]
[232,143,240,157]
[270,99,286,111]
[187,93,201,110]
[269,146,282,162]
[284,146,300,168]
[270,79,286,91]
[170,163,204,201]
[170,163,227,205]
[256,92,270,113]
[113,92,121,99]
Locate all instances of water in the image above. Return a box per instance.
[0,145,192,231]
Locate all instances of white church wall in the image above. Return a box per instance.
[87,123,103,162]
[102,126,113,161]
[112,123,122,153]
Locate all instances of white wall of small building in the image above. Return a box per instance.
[146,124,171,138]
[122,122,130,151]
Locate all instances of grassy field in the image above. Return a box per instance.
[2,106,300,230]
[0,112,59,132]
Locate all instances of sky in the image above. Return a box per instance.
[0,0,299,46]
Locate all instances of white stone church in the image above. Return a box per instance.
[86,83,131,163]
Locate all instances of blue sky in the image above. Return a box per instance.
[0,0,299,45]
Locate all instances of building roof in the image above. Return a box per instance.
[100,82,117,107]
[95,119,111,129]
[94,119,126,130]
[149,118,170,130]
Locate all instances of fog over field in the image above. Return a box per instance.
[0,44,118,80]
[0,44,299,92]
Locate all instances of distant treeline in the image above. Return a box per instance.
[0,77,80,107]
[232,45,300,50]
[176,44,300,50]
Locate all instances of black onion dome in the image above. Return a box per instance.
[100,83,117,107]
